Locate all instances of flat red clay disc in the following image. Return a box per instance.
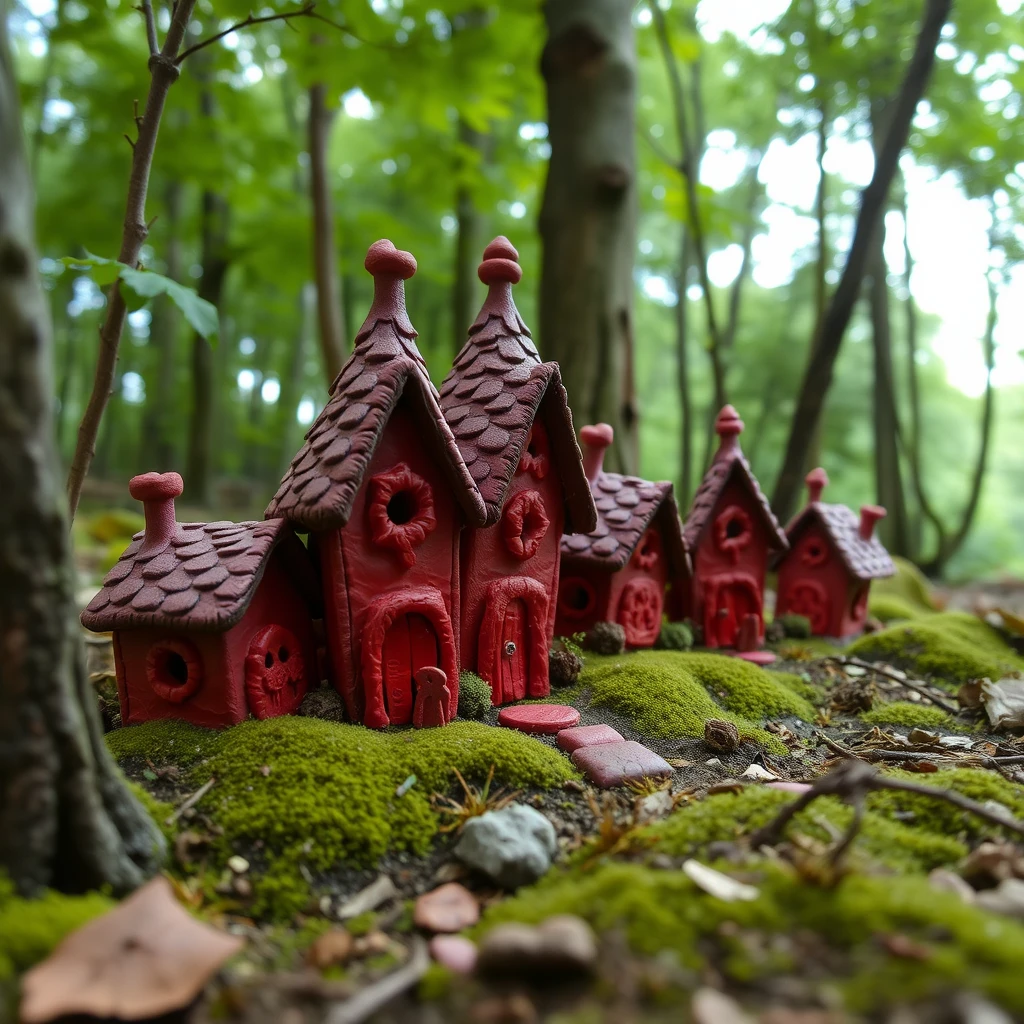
[497,704,581,734]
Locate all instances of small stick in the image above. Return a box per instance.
[822,655,958,715]
[165,776,215,825]
[324,937,430,1024]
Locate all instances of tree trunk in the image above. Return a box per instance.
[184,188,229,505]
[806,94,829,471]
[452,119,486,353]
[140,179,183,472]
[538,0,638,473]
[0,15,165,895]
[675,226,694,502]
[769,0,951,523]
[278,282,315,478]
[308,82,346,383]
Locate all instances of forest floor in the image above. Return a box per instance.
[9,525,1024,1024]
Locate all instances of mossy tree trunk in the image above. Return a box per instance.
[538,0,639,474]
[0,12,165,896]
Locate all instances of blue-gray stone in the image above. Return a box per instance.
[454,803,557,889]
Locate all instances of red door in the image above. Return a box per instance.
[500,598,529,702]
[616,577,663,647]
[782,579,830,635]
[708,580,758,647]
[382,613,439,725]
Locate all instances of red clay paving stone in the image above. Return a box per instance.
[556,723,624,754]
[733,650,777,665]
[571,740,672,789]
[497,704,580,734]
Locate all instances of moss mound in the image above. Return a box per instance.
[456,671,491,720]
[848,612,1024,684]
[477,859,1024,1013]
[0,874,114,981]
[871,556,937,612]
[107,717,576,919]
[859,701,955,729]
[580,652,815,754]
[869,594,927,624]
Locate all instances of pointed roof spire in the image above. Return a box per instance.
[805,467,829,504]
[713,405,744,457]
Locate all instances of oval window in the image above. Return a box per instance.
[146,638,203,703]
[800,536,828,567]
[713,504,752,558]
[367,463,437,567]
[502,490,550,560]
[558,576,597,620]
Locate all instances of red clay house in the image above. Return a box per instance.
[680,405,788,649]
[439,237,595,705]
[775,467,894,637]
[82,472,319,728]
[266,241,487,728]
[556,423,690,647]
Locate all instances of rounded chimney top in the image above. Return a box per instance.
[364,239,416,279]
[579,423,614,483]
[714,405,744,442]
[129,472,183,553]
[804,467,829,504]
[129,471,183,502]
[859,504,887,541]
[478,235,522,286]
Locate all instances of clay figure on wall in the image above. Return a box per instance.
[556,423,691,647]
[774,467,895,638]
[439,237,596,706]
[82,472,320,728]
[267,241,488,728]
[678,406,789,649]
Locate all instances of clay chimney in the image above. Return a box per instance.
[858,504,886,541]
[713,405,744,457]
[805,467,829,504]
[363,239,417,324]
[129,472,183,554]
[579,423,614,483]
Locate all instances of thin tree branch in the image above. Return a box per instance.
[821,655,958,715]
[175,2,316,65]
[639,125,680,172]
[140,0,159,56]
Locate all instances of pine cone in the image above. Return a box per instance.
[704,718,740,753]
[549,648,583,687]
[586,621,626,656]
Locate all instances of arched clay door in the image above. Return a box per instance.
[381,612,439,726]
[244,625,309,720]
[782,579,830,635]
[616,578,663,647]
[706,575,760,647]
[499,599,529,702]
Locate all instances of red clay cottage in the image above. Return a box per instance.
[680,405,789,649]
[81,472,319,728]
[266,241,487,728]
[439,237,596,705]
[774,467,894,637]
[556,423,691,647]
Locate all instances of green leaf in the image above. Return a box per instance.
[119,268,219,341]
[57,251,125,286]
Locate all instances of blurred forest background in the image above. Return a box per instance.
[7,0,1024,581]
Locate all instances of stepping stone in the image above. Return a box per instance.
[732,650,777,665]
[557,723,623,753]
[571,740,672,789]
[498,704,580,734]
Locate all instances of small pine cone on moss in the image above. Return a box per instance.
[704,719,740,753]
[550,648,583,687]
[586,621,626,656]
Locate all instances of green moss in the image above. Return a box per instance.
[108,717,575,919]
[477,859,1024,1013]
[776,613,811,639]
[871,556,937,612]
[0,874,114,981]
[105,718,216,765]
[457,671,491,720]
[848,612,1024,685]
[868,594,927,624]
[579,652,815,755]
[859,701,955,729]
[645,787,965,875]
[344,911,377,936]
[653,622,694,651]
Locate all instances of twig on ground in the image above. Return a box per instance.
[323,937,429,1024]
[818,731,1023,777]
[165,776,215,825]
[822,655,958,715]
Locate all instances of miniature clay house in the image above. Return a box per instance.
[266,241,488,728]
[81,472,319,728]
[439,237,596,704]
[680,405,789,649]
[556,423,691,647]
[774,467,895,637]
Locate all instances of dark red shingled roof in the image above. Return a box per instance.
[683,405,788,553]
[266,241,487,532]
[439,237,597,534]
[82,473,311,632]
[561,425,690,577]
[780,470,895,581]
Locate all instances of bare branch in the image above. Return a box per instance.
[175,3,317,65]
[140,0,159,56]
[821,655,959,715]
[639,126,680,172]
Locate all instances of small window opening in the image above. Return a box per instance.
[165,652,189,685]
[567,585,591,611]
[264,651,275,669]
[279,646,290,663]
[387,489,417,525]
[725,517,744,539]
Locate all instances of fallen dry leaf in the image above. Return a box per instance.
[982,677,1024,729]
[20,875,243,1023]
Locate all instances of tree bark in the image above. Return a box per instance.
[309,82,346,383]
[769,0,951,523]
[452,119,486,353]
[538,0,638,474]
[806,94,830,472]
[65,0,198,520]
[0,12,165,895]
[675,227,694,502]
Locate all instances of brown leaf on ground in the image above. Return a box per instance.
[20,875,243,1023]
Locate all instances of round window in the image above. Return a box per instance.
[146,639,203,703]
[367,463,437,567]
[558,576,596,620]
[800,536,828,567]
[713,505,753,558]
[502,490,551,560]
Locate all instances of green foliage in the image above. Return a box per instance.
[653,621,694,650]
[868,594,927,624]
[84,508,144,544]
[776,614,811,639]
[859,701,955,729]
[107,717,576,919]
[871,558,938,613]
[580,651,815,754]
[456,671,491,720]
[0,873,114,982]
[849,612,1024,684]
